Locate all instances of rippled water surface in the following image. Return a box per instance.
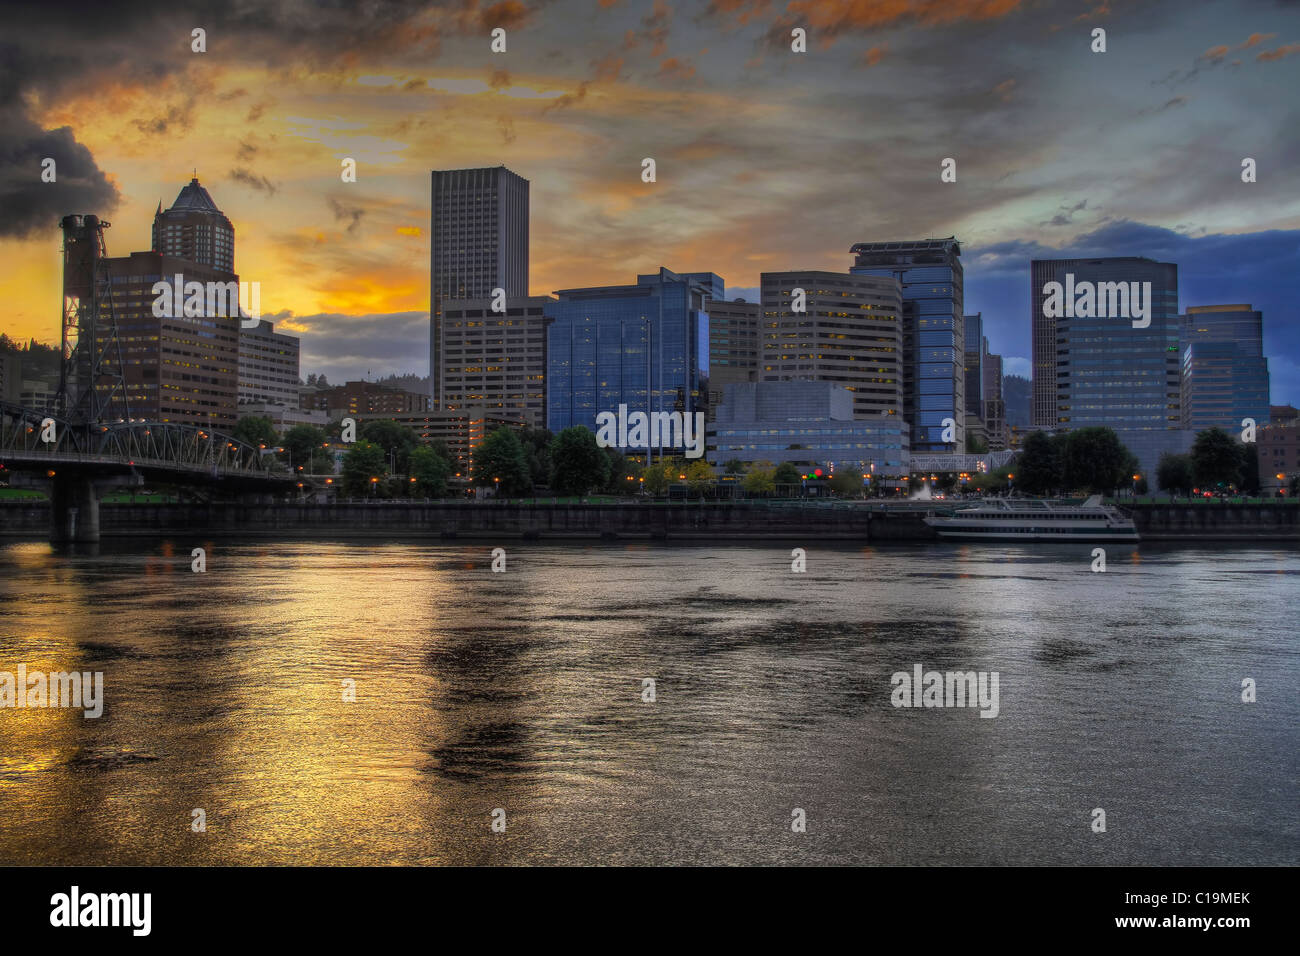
[0,538,1296,865]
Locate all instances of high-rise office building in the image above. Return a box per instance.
[1031,256,1180,429]
[759,270,904,420]
[981,341,1007,450]
[437,295,553,428]
[100,250,241,429]
[152,178,234,273]
[963,313,984,418]
[238,319,300,406]
[1179,304,1270,431]
[1030,256,1186,477]
[546,268,710,450]
[429,166,529,406]
[850,238,965,453]
[706,298,761,390]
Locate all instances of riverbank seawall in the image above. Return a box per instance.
[1,500,1297,541]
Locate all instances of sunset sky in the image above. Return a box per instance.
[2,0,1298,402]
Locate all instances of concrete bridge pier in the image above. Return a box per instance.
[43,473,143,543]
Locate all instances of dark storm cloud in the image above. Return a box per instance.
[0,110,120,238]
[0,0,553,236]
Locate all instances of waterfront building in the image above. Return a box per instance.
[545,268,710,454]
[759,270,904,421]
[152,178,235,273]
[705,298,761,391]
[964,314,984,418]
[850,238,965,453]
[429,166,529,405]
[99,249,241,429]
[238,319,300,406]
[437,295,552,428]
[1030,256,1184,478]
[708,380,910,477]
[982,342,1007,450]
[1179,304,1270,431]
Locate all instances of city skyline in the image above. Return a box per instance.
[0,1,1296,403]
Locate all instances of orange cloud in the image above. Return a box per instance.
[860,45,887,68]
[1257,42,1300,62]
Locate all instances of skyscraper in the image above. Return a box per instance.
[429,166,529,406]
[437,295,553,428]
[545,268,710,450]
[1030,256,1186,477]
[981,340,1006,450]
[849,238,965,453]
[759,270,904,420]
[1179,304,1270,430]
[238,319,301,407]
[963,313,984,418]
[152,178,234,272]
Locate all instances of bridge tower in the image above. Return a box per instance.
[58,214,131,425]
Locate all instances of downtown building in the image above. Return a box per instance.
[709,380,909,478]
[759,270,904,421]
[238,319,300,407]
[849,238,965,454]
[706,298,762,390]
[152,178,235,273]
[1030,256,1189,478]
[429,166,530,408]
[302,380,430,417]
[546,268,712,454]
[437,295,553,428]
[981,343,1007,451]
[99,249,242,430]
[1179,304,1270,431]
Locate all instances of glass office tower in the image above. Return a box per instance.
[546,268,710,452]
[849,238,964,453]
[1180,304,1270,430]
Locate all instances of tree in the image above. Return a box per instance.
[773,462,800,487]
[1060,427,1133,494]
[472,427,531,495]
[341,441,385,495]
[684,458,715,496]
[642,461,670,495]
[829,467,865,497]
[409,444,451,497]
[1237,441,1260,494]
[1015,430,1062,495]
[360,419,417,472]
[601,448,637,494]
[743,466,775,496]
[723,458,745,476]
[965,432,989,454]
[232,415,278,449]
[1191,428,1242,489]
[282,424,329,474]
[549,426,611,496]
[1157,452,1193,496]
[515,424,554,488]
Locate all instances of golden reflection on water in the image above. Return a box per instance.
[0,538,1296,865]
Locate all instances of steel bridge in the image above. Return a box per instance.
[1,403,292,542]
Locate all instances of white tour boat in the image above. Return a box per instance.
[923,495,1140,542]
